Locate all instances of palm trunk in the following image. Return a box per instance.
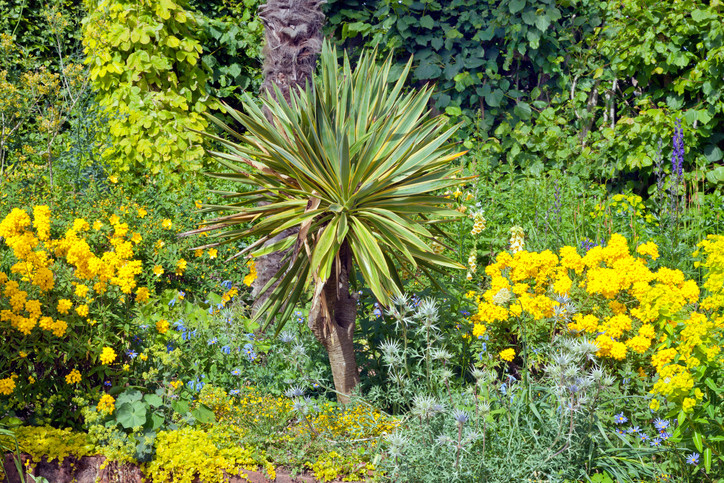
[308,241,360,403]
[252,0,325,312]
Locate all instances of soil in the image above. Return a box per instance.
[2,453,364,483]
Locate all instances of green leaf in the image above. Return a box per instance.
[116,402,148,429]
[704,447,712,473]
[144,394,163,407]
[535,14,551,32]
[485,88,504,107]
[509,0,526,14]
[420,15,435,29]
[414,61,442,80]
[191,404,216,424]
[693,431,704,452]
[514,102,532,120]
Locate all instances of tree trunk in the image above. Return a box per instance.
[252,0,325,313]
[308,241,360,403]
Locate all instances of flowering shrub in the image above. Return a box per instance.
[0,206,145,424]
[472,233,724,473]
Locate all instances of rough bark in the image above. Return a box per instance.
[307,241,360,403]
[252,0,325,313]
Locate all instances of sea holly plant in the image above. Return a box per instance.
[186,41,467,402]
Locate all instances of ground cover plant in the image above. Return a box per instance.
[1,1,724,482]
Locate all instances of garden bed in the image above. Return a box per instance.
[2,453,362,483]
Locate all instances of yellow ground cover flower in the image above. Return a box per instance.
[162,219,173,229]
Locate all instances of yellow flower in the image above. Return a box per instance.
[75,284,89,298]
[123,364,130,371]
[137,208,147,218]
[156,319,169,334]
[136,287,150,303]
[170,380,183,390]
[93,220,103,231]
[75,304,89,317]
[153,265,164,277]
[109,214,120,225]
[28,375,35,384]
[195,200,202,209]
[109,175,119,184]
[19,351,27,358]
[208,248,218,259]
[139,353,148,361]
[130,232,142,244]
[65,369,81,384]
[176,258,187,275]
[162,219,172,229]
[57,299,72,314]
[99,347,116,365]
[0,377,16,395]
[499,348,515,362]
[649,399,660,411]
[97,394,115,414]
[194,249,203,258]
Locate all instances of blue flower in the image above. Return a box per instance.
[221,345,231,354]
[139,324,149,330]
[208,337,218,345]
[460,309,470,317]
[246,333,255,340]
[686,453,699,465]
[229,389,240,395]
[174,320,186,331]
[166,342,174,352]
[650,438,662,447]
[104,380,111,387]
[169,298,176,307]
[231,369,241,376]
[196,381,204,391]
[613,412,628,424]
[653,418,670,431]
[659,431,671,440]
[373,307,382,317]
[639,433,649,442]
[221,280,233,290]
[127,350,138,359]
[627,426,640,434]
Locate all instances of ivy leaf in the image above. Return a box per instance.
[420,15,435,29]
[509,0,526,14]
[431,37,444,50]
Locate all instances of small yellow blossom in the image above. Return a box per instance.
[137,208,147,218]
[97,394,115,414]
[153,265,164,277]
[65,369,81,384]
[156,319,169,334]
[499,348,515,362]
[162,219,172,229]
[99,347,116,365]
[208,248,218,259]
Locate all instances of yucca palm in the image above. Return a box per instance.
[191,42,467,401]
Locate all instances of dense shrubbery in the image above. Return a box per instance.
[1,0,724,482]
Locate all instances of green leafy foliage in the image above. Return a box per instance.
[82,0,216,181]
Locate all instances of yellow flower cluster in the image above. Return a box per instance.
[499,348,515,362]
[474,233,723,413]
[471,212,486,235]
[97,394,115,414]
[99,347,117,365]
[65,369,82,384]
[146,427,264,483]
[156,319,170,334]
[0,207,144,340]
[0,375,17,395]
